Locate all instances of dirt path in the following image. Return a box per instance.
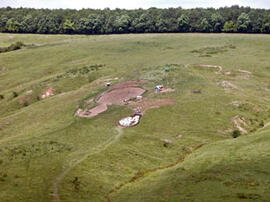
[197,64,223,74]
[52,127,123,202]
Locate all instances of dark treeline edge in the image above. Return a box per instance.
[0,5,269,34]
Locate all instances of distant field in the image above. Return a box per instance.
[0,33,269,202]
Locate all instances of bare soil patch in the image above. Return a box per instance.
[161,138,173,147]
[231,101,242,107]
[237,69,252,74]
[117,98,175,127]
[18,95,30,105]
[76,80,175,127]
[233,115,248,134]
[159,88,175,93]
[76,81,146,118]
[253,106,262,112]
[98,87,146,105]
[76,104,108,118]
[85,98,94,104]
[218,128,233,135]
[197,64,223,74]
[103,77,119,82]
[41,88,55,99]
[176,134,183,139]
[129,98,175,114]
[218,81,238,89]
[111,80,147,89]
[26,90,33,95]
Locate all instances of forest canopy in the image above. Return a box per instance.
[0,6,269,34]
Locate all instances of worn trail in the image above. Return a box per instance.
[52,127,123,202]
[106,143,206,202]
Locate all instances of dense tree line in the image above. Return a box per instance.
[0,6,269,34]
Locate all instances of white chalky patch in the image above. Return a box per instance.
[119,115,141,127]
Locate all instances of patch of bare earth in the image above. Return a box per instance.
[41,88,55,99]
[237,69,252,74]
[263,122,270,129]
[218,81,238,89]
[218,128,233,135]
[17,90,33,105]
[76,81,146,118]
[85,98,94,104]
[231,101,242,107]
[253,106,263,112]
[233,115,248,134]
[129,98,175,114]
[76,80,176,124]
[161,138,173,147]
[26,90,33,95]
[159,88,175,93]
[118,98,175,127]
[233,69,252,80]
[98,87,146,105]
[18,95,30,105]
[103,77,119,82]
[230,101,263,112]
[197,64,223,74]
[111,80,147,89]
[76,104,108,118]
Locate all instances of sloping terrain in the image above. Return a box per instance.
[110,127,270,202]
[0,33,269,202]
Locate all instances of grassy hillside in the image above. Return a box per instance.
[111,127,270,202]
[0,33,269,202]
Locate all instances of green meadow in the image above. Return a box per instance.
[0,33,269,202]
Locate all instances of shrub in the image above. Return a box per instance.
[7,41,24,51]
[192,90,201,94]
[232,129,241,138]
[12,91,18,98]
[0,94,4,100]
[0,41,25,53]
[72,177,80,190]
[23,101,29,107]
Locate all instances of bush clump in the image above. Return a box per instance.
[0,41,25,53]
[232,129,241,138]
[12,91,18,98]
[23,101,29,107]
[259,120,264,127]
[0,94,4,100]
